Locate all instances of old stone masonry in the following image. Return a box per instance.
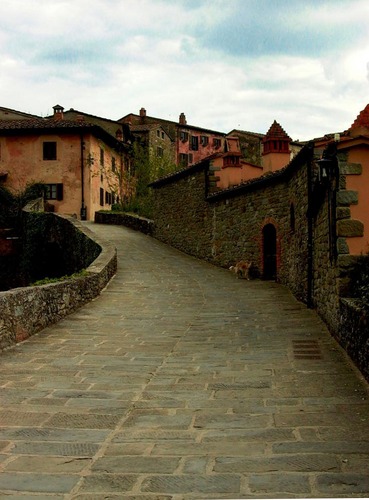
[0,222,368,498]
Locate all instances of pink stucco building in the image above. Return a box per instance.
[120,108,226,168]
[0,105,132,220]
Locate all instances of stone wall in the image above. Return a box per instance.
[151,147,313,302]
[149,144,368,379]
[95,211,154,235]
[0,214,117,350]
[338,298,368,380]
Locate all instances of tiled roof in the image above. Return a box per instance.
[131,124,161,132]
[0,106,41,119]
[0,117,130,150]
[264,120,291,140]
[0,118,96,130]
[228,129,265,139]
[350,104,369,130]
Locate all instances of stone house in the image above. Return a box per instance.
[0,105,132,220]
[0,106,40,121]
[129,122,174,175]
[148,103,369,379]
[119,107,227,168]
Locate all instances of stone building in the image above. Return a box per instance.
[148,104,369,379]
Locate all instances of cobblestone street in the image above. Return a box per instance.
[0,223,368,498]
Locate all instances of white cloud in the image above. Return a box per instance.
[0,0,368,141]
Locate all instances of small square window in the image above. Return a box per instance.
[43,141,57,160]
[45,183,63,200]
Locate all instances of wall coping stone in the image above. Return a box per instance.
[95,211,154,235]
[0,214,117,350]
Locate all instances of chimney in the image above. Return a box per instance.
[179,112,187,125]
[139,107,146,124]
[115,128,123,141]
[53,104,64,120]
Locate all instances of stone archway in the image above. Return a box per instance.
[263,223,277,280]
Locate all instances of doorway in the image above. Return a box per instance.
[263,224,277,280]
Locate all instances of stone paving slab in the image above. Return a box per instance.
[0,222,368,498]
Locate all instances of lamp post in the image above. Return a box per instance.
[316,142,339,262]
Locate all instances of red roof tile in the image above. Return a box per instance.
[264,120,291,141]
[350,104,369,130]
[0,118,95,130]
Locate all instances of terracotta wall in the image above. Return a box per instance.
[0,132,121,220]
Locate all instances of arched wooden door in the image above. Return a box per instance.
[263,224,277,280]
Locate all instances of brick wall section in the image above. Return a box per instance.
[0,213,117,350]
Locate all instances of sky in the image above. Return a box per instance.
[0,0,368,141]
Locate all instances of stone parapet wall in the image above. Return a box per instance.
[148,145,368,380]
[95,211,154,235]
[0,215,117,350]
[338,298,368,381]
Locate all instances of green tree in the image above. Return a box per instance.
[118,140,176,218]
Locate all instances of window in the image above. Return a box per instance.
[213,138,221,149]
[180,131,189,142]
[190,136,199,151]
[43,141,57,160]
[112,157,116,173]
[157,130,160,138]
[45,183,63,200]
[201,135,209,147]
[224,156,240,167]
[105,191,113,205]
[179,153,188,167]
[100,147,104,166]
[157,146,163,158]
[100,187,104,206]
[161,131,165,139]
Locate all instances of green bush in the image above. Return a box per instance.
[120,195,153,219]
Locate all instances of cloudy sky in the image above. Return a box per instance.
[0,0,368,140]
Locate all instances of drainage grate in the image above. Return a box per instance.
[292,339,323,360]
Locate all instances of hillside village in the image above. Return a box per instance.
[0,103,309,222]
[0,102,368,411]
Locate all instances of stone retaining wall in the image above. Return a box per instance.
[0,214,117,350]
[95,211,154,235]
